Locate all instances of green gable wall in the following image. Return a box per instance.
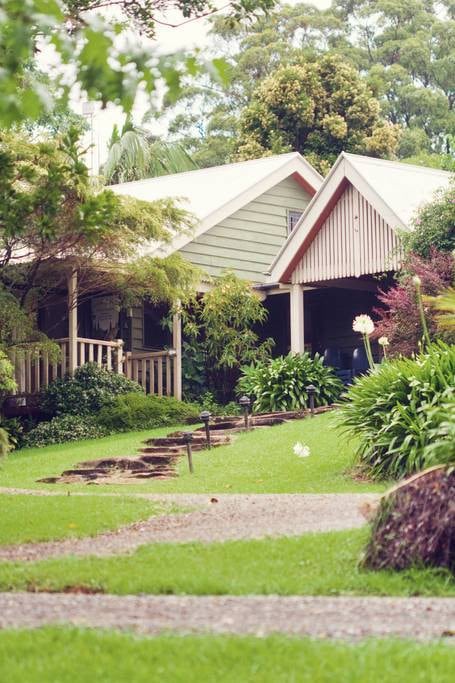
[179,176,311,283]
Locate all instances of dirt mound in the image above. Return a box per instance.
[363,466,455,572]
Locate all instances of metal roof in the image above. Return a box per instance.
[109,153,323,255]
[343,153,452,226]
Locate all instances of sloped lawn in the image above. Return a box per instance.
[0,412,386,494]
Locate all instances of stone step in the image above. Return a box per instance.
[140,445,183,455]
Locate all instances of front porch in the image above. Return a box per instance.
[8,271,182,402]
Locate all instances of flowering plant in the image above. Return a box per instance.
[293,442,311,458]
[378,336,389,359]
[352,314,375,369]
[352,315,375,335]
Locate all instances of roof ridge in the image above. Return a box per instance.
[343,152,452,178]
[109,152,303,190]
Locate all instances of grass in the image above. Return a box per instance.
[0,629,453,683]
[0,412,387,494]
[1,528,453,596]
[0,494,168,545]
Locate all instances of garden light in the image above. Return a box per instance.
[182,431,194,473]
[200,410,212,449]
[239,395,251,430]
[306,384,316,415]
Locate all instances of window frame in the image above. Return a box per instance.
[287,208,304,235]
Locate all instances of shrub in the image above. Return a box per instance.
[373,249,455,357]
[338,342,455,480]
[237,353,343,413]
[195,391,240,416]
[182,271,274,402]
[0,348,16,398]
[41,363,143,417]
[362,467,455,572]
[96,392,200,433]
[0,416,25,450]
[0,427,10,457]
[22,415,106,448]
[402,181,455,258]
[423,398,455,466]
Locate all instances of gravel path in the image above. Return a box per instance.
[0,593,454,641]
[0,493,377,562]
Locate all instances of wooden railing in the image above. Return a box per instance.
[124,350,177,397]
[9,339,178,398]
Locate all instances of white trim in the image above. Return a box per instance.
[112,153,323,258]
[290,284,305,353]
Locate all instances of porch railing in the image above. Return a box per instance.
[124,350,177,397]
[9,339,177,398]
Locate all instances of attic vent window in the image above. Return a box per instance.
[287,210,303,234]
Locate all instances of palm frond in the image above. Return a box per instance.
[103,119,197,184]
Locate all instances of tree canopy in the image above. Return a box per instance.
[0,129,199,352]
[0,0,276,128]
[164,0,455,170]
[235,54,400,172]
[103,118,198,184]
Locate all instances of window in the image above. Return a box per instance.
[287,209,303,234]
[143,302,171,349]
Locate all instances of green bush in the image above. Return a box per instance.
[22,415,107,448]
[96,392,200,432]
[0,348,16,398]
[0,427,10,457]
[237,353,343,413]
[422,398,455,465]
[0,416,25,450]
[338,342,455,480]
[40,363,143,417]
[195,391,240,416]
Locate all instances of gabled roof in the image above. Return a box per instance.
[110,153,323,255]
[270,152,452,283]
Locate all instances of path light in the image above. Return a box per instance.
[306,384,316,416]
[182,431,194,473]
[239,395,251,431]
[200,410,212,449]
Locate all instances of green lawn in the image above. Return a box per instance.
[0,412,387,494]
[0,494,169,545]
[1,529,453,596]
[0,629,453,683]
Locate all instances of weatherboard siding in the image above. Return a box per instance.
[179,177,311,283]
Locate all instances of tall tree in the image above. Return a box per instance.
[0,129,199,354]
[0,0,276,128]
[162,1,455,169]
[103,118,198,184]
[236,54,400,172]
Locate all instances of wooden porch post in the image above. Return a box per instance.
[67,270,78,375]
[172,311,182,401]
[290,284,305,354]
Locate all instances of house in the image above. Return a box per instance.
[110,153,322,360]
[10,153,322,402]
[268,153,452,371]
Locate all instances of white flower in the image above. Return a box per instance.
[378,336,389,347]
[293,442,311,458]
[412,275,422,287]
[352,314,375,335]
